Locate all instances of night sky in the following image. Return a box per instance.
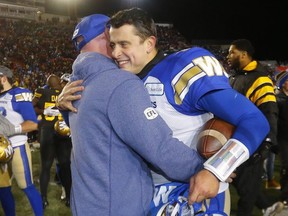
[46,0,288,61]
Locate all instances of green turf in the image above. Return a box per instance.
[0,147,281,216]
[0,147,71,216]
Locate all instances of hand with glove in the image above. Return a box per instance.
[251,140,274,163]
[0,114,22,137]
[43,106,60,116]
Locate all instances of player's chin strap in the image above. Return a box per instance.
[204,138,249,182]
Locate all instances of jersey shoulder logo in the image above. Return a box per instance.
[144,107,158,120]
[15,92,33,102]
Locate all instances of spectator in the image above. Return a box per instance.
[227,38,283,216]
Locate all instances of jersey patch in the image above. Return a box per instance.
[145,83,164,96]
[144,107,159,120]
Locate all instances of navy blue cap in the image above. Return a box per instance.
[72,14,109,51]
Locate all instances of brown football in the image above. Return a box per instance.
[197,117,235,159]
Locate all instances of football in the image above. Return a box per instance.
[197,117,235,159]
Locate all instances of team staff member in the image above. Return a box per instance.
[227,39,282,216]
[32,74,71,208]
[58,9,269,215]
[0,65,43,216]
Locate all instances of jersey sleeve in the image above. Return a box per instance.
[13,88,38,123]
[33,88,44,99]
[198,88,270,155]
[108,78,204,182]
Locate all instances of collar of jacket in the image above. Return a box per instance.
[243,60,257,71]
[137,51,166,80]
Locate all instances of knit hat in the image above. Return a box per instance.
[72,14,110,51]
[275,71,288,88]
[0,65,13,78]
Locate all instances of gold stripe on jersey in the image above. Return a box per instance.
[246,77,276,106]
[174,65,203,105]
[33,92,42,98]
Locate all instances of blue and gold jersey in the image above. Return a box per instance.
[0,87,37,147]
[143,47,231,150]
[145,47,232,215]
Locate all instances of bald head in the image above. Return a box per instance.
[47,74,61,90]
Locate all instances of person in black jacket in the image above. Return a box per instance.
[275,71,288,205]
[32,74,72,209]
[227,39,283,216]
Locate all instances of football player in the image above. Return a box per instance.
[0,65,43,216]
[32,74,72,208]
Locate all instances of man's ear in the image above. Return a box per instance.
[241,51,248,59]
[146,36,157,54]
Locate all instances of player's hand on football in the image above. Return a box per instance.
[56,80,84,113]
[188,169,219,205]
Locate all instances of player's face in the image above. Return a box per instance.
[109,24,153,75]
[226,45,242,70]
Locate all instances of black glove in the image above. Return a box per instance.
[270,144,279,154]
[251,141,272,163]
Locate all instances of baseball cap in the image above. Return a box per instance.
[72,14,110,51]
[0,65,13,78]
[275,71,288,88]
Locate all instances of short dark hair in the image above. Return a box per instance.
[108,7,157,44]
[231,39,255,58]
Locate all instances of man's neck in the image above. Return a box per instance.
[2,84,12,93]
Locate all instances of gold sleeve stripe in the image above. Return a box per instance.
[174,66,203,105]
[34,92,42,98]
[254,93,276,107]
[246,77,276,105]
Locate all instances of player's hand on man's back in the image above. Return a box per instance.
[188,169,219,205]
[56,80,84,113]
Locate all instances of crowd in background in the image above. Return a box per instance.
[0,17,264,94]
[0,18,77,92]
[1,13,288,216]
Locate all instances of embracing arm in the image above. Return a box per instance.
[108,79,204,182]
[56,80,84,113]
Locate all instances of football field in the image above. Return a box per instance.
[0,144,286,216]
